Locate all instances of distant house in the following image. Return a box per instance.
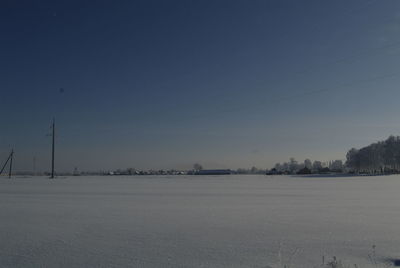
[195,169,231,175]
[296,167,312,175]
[266,168,281,175]
[318,167,330,174]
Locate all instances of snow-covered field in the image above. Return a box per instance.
[0,175,399,267]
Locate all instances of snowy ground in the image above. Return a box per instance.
[0,175,399,267]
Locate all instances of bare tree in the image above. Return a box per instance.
[193,163,203,171]
[304,159,312,170]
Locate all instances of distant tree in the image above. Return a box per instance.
[384,136,399,170]
[274,163,282,172]
[289,157,298,173]
[282,162,290,173]
[267,168,278,175]
[346,148,359,172]
[193,163,203,171]
[127,168,136,175]
[312,161,323,172]
[344,136,400,174]
[304,159,312,170]
[250,166,258,174]
[330,160,343,172]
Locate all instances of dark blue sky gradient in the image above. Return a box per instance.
[2,0,400,171]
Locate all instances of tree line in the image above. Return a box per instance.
[269,158,344,175]
[345,135,400,174]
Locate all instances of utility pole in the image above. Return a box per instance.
[51,118,55,179]
[0,150,13,177]
[8,149,13,178]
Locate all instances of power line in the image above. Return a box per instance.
[77,69,400,136]
[124,29,400,125]
[161,70,400,125]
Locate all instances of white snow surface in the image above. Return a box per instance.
[0,175,399,268]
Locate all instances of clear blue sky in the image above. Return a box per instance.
[2,0,400,172]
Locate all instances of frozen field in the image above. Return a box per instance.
[0,175,399,268]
